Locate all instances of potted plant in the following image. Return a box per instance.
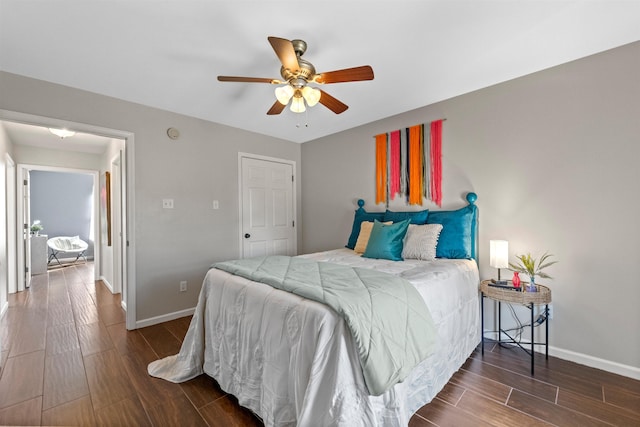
[509,251,557,292]
[30,220,44,236]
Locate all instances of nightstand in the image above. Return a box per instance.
[480,279,551,375]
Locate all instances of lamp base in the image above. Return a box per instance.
[491,279,508,285]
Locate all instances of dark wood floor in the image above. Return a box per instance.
[1,263,638,426]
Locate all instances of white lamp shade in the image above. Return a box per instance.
[301,86,321,107]
[275,85,294,105]
[489,240,509,269]
[289,92,306,113]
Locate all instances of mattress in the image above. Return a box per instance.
[148,248,480,426]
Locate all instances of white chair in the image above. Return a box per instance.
[47,236,89,266]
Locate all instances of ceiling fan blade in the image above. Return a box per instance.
[267,101,286,115]
[314,65,374,84]
[268,36,300,73]
[218,76,279,84]
[318,90,348,114]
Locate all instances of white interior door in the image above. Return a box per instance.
[240,155,296,258]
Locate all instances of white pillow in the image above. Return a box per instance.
[60,237,74,250]
[402,224,443,260]
[52,236,82,251]
[70,236,84,249]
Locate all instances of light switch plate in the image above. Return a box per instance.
[162,199,174,209]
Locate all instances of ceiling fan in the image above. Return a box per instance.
[218,37,374,115]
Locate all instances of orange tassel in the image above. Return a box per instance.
[375,134,387,204]
[408,125,423,205]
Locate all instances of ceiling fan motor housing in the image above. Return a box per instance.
[281,58,316,83]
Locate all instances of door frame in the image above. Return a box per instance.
[110,152,123,296]
[237,152,297,259]
[21,165,31,289]
[5,154,16,295]
[0,109,137,330]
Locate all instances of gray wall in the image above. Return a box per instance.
[30,170,95,258]
[0,71,302,322]
[302,42,640,371]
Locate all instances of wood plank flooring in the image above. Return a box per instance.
[0,262,638,426]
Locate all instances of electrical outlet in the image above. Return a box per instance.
[547,304,553,319]
[162,199,174,209]
[179,281,187,292]
[213,200,219,210]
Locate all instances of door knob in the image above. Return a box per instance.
[244,233,251,239]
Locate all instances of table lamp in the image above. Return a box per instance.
[490,240,509,284]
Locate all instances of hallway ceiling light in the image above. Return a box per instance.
[49,128,76,138]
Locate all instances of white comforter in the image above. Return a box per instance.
[148,249,480,426]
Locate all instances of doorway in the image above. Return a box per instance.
[0,109,136,330]
[19,166,98,286]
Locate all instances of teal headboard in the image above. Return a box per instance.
[354,192,478,262]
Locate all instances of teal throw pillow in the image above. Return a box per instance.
[362,219,410,261]
[426,205,475,259]
[346,209,385,249]
[383,209,429,224]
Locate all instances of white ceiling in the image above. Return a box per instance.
[1,1,639,144]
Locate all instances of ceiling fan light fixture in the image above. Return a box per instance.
[48,128,76,138]
[290,91,306,113]
[301,86,321,107]
[275,85,294,105]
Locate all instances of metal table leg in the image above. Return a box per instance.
[481,292,485,355]
[498,300,502,342]
[545,303,549,360]
[530,303,535,375]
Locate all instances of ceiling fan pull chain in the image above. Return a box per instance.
[296,109,310,128]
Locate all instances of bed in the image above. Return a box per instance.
[148,193,480,426]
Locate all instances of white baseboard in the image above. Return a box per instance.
[483,328,640,380]
[136,307,196,329]
[99,276,114,293]
[0,300,8,318]
[548,345,640,381]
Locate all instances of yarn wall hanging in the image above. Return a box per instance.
[375,119,444,206]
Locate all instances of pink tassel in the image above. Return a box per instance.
[430,120,443,206]
[389,130,401,199]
